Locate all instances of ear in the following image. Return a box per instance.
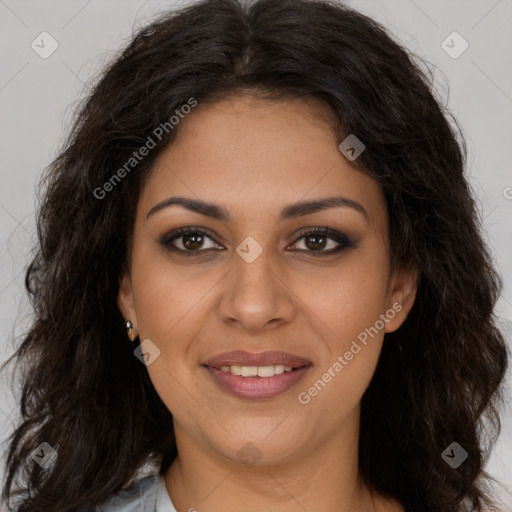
[117,272,138,334]
[384,264,418,333]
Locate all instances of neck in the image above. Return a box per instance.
[163,406,397,512]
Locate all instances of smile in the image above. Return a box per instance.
[203,351,312,399]
[219,364,294,377]
[205,365,312,399]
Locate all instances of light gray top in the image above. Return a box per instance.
[96,457,177,511]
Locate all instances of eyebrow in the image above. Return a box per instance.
[146,195,369,223]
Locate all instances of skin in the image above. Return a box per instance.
[117,94,417,512]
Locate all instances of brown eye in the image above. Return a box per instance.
[160,226,355,258]
[160,227,224,256]
[290,228,355,256]
[303,233,329,251]
[181,232,206,250]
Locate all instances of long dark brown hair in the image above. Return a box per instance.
[1,0,509,510]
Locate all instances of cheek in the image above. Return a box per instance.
[130,237,212,340]
[297,339,382,428]
[292,252,389,408]
[293,255,389,350]
[131,266,210,421]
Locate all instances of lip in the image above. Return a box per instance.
[204,350,311,369]
[205,365,311,399]
[203,350,312,400]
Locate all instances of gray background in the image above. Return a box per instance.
[0,0,511,508]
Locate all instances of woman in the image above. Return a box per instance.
[1,0,509,511]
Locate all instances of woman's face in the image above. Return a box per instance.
[118,94,417,465]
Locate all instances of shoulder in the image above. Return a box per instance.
[96,474,159,512]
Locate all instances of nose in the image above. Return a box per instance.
[218,247,296,332]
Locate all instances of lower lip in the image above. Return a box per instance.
[205,365,311,399]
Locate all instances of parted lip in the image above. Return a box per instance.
[204,350,311,369]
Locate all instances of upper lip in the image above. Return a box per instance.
[204,350,311,369]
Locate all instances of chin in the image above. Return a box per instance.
[207,425,306,467]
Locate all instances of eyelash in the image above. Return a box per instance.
[160,227,356,257]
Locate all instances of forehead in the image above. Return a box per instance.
[138,95,387,229]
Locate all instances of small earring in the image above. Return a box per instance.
[126,320,137,342]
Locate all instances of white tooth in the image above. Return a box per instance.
[241,366,258,377]
[274,364,285,374]
[230,365,242,375]
[257,365,276,377]
[220,366,230,373]
[284,366,293,372]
